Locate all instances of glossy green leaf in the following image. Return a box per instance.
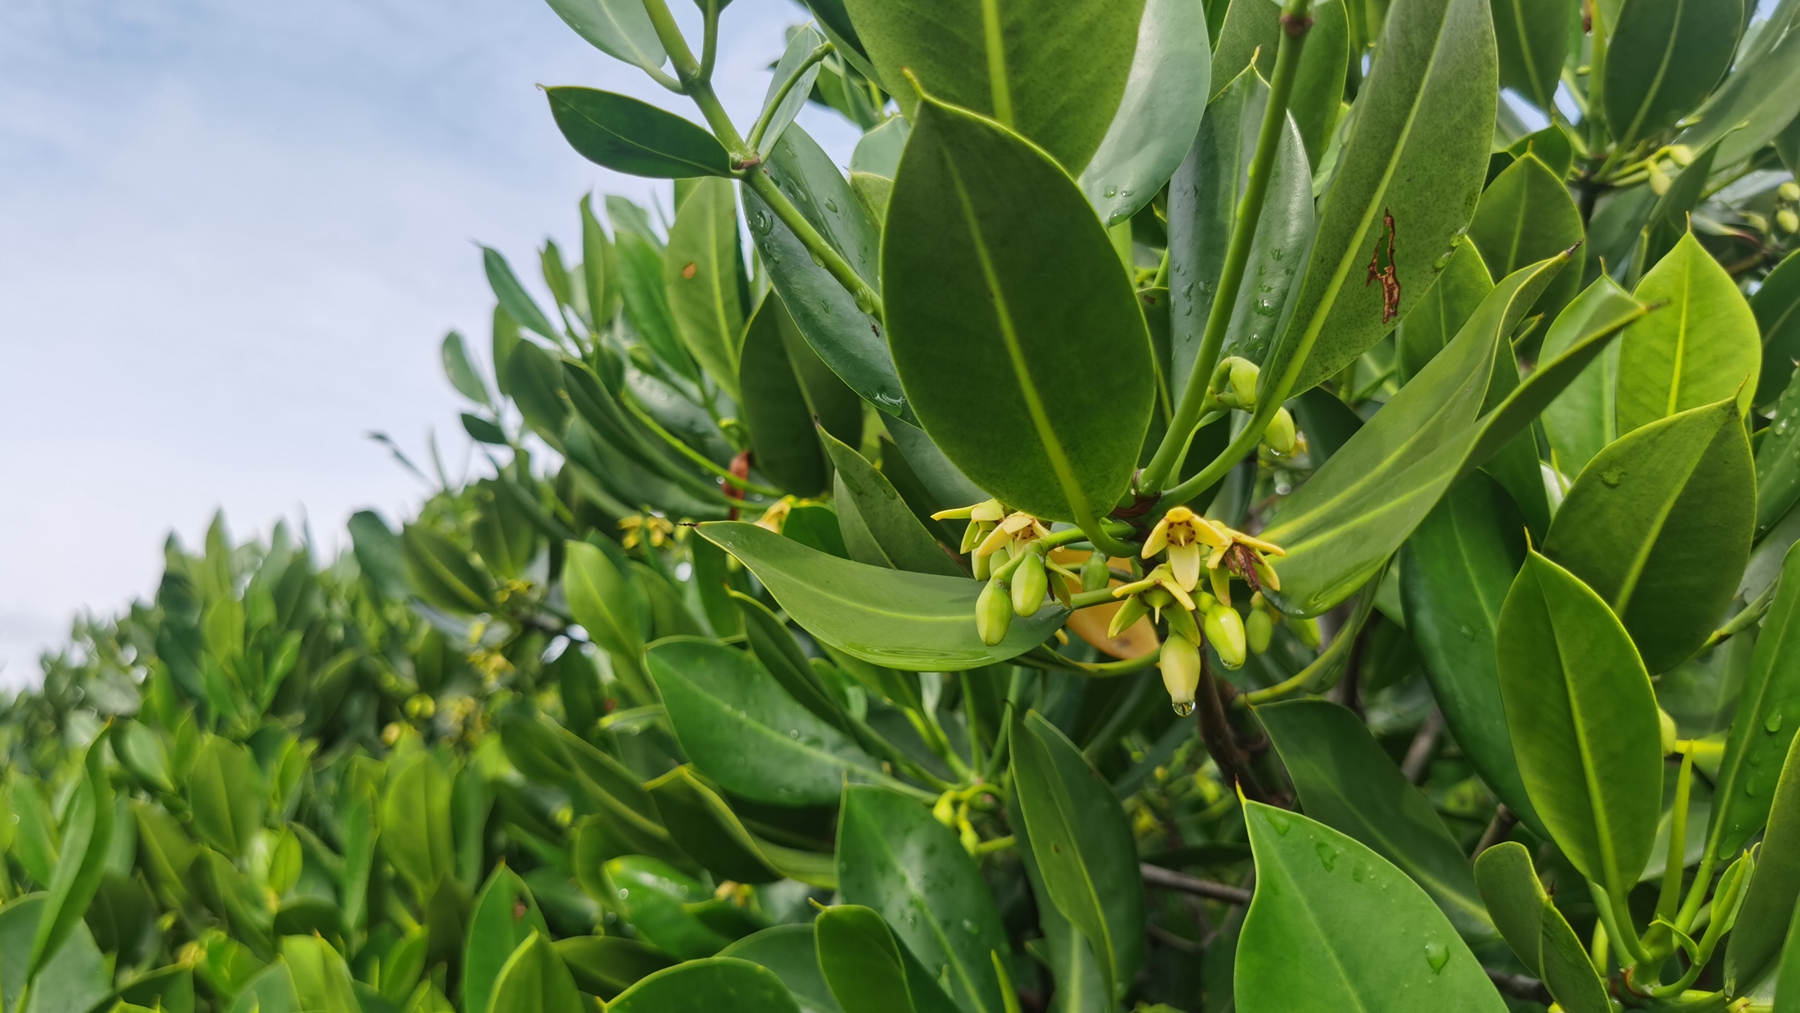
[488,932,583,1013]
[820,429,960,576]
[541,0,665,74]
[1011,712,1145,1004]
[1756,251,1800,407]
[1710,541,1800,861]
[29,726,112,978]
[562,540,647,686]
[607,958,801,1013]
[1617,233,1761,434]
[743,125,903,417]
[759,27,827,157]
[602,856,734,959]
[187,735,262,860]
[1169,63,1317,403]
[546,88,730,178]
[663,177,745,398]
[647,767,837,887]
[814,905,961,1013]
[1603,0,1737,150]
[382,750,457,898]
[739,293,830,496]
[1008,792,1104,1013]
[442,331,492,407]
[1399,473,1545,836]
[1775,899,1800,1013]
[1258,701,1494,938]
[1543,399,1754,672]
[1212,0,1280,87]
[280,935,358,1013]
[402,522,496,614]
[1264,0,1497,393]
[1472,843,1609,1013]
[697,521,1067,669]
[579,194,620,328]
[616,229,696,379]
[1289,0,1349,169]
[1725,731,1800,993]
[884,93,1154,524]
[719,925,843,1013]
[646,637,879,805]
[1493,0,1571,111]
[1466,154,1585,320]
[1394,240,1493,383]
[1497,550,1664,896]
[225,963,298,1013]
[1540,277,1635,475]
[1079,0,1211,225]
[837,786,1008,1013]
[555,936,674,1000]
[1235,802,1507,1013]
[482,246,559,342]
[463,867,550,1013]
[842,0,1144,172]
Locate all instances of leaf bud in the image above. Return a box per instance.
[1160,636,1201,715]
[1659,708,1678,756]
[1264,406,1297,456]
[1108,594,1151,638]
[1205,604,1247,670]
[1012,551,1048,617]
[1211,356,1261,410]
[1246,606,1273,655]
[1081,551,1110,593]
[932,792,957,826]
[977,577,1014,646]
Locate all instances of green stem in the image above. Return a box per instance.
[1586,0,1609,155]
[1657,748,1695,922]
[1235,567,1381,708]
[641,0,703,85]
[744,170,885,317]
[1590,878,1650,967]
[1676,851,1719,935]
[962,671,989,774]
[1137,0,1315,496]
[621,397,786,496]
[1697,576,1779,653]
[699,0,720,81]
[746,43,835,153]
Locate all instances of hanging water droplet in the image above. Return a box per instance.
[1767,712,1784,733]
[750,211,773,235]
[810,250,826,267]
[1315,841,1337,871]
[1433,250,1453,269]
[1425,941,1450,973]
[1172,700,1196,717]
[1266,811,1292,835]
[854,293,875,314]
[1104,185,1119,198]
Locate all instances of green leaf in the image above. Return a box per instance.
[488,933,583,1013]
[1540,276,1636,475]
[1079,0,1211,226]
[1010,712,1145,1004]
[697,522,1068,670]
[1235,802,1507,1013]
[580,194,621,328]
[1680,0,1800,166]
[186,735,262,860]
[6,778,57,889]
[1775,900,1800,1013]
[616,229,696,380]
[483,246,560,342]
[740,294,831,496]
[664,177,747,398]
[1212,0,1280,88]
[1466,154,1586,320]
[743,126,903,417]
[1725,731,1800,993]
[842,0,1145,173]
[814,905,961,1013]
[646,637,879,805]
[1399,473,1546,836]
[562,540,648,689]
[402,523,496,614]
[758,27,827,157]
[1616,232,1761,435]
[1496,550,1664,897]
[732,590,852,731]
[836,786,1008,1013]
[884,93,1154,524]
[1263,0,1497,394]
[554,936,674,1000]
[28,726,112,979]
[541,0,666,74]
[382,751,457,899]
[1472,843,1610,1013]
[1602,0,1738,150]
[1168,64,1317,398]
[442,331,493,407]
[1395,240,1492,383]
[820,430,961,576]
[280,936,359,1013]
[1542,399,1754,673]
[1492,0,1572,112]
[1007,793,1104,1013]
[1755,251,1800,407]
[1709,541,1800,862]
[647,767,838,888]
[1257,700,1495,939]
[607,958,801,1013]
[545,88,730,178]
[464,867,551,1013]
[1289,0,1350,170]
[719,925,843,1013]
[602,857,734,958]
[226,964,298,1013]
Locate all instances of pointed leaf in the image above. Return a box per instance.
[1603,0,1737,149]
[542,0,666,74]
[665,177,746,398]
[1710,541,1800,862]
[1492,0,1572,112]
[1725,730,1800,993]
[720,925,843,1013]
[1540,276,1634,475]
[820,430,961,576]
[1466,154,1585,320]
[546,88,731,178]
[1079,0,1211,226]
[814,905,961,1013]
[607,958,801,1013]
[1617,233,1761,435]
[1473,843,1610,1013]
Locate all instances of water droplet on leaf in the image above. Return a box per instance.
[1425,941,1450,973]
[1768,712,1784,733]
[1315,840,1337,870]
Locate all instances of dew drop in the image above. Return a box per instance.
[1433,251,1453,270]
[825,198,839,213]
[810,250,826,267]
[1458,624,1475,640]
[1768,712,1784,733]
[1602,467,1626,486]
[750,211,773,235]
[1425,941,1450,973]
[1267,811,1292,836]
[1172,700,1196,717]
[1747,776,1760,797]
[1104,185,1119,198]
[1351,862,1369,883]
[855,293,875,314]
[1315,840,1338,871]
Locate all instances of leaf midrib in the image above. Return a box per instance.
[1543,566,1628,894]
[555,92,718,175]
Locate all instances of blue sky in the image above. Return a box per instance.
[0,0,860,683]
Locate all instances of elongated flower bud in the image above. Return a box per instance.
[1108,594,1150,638]
[1081,551,1110,593]
[1161,637,1201,715]
[1659,708,1679,755]
[1265,407,1297,456]
[977,577,1013,646]
[1165,602,1200,645]
[1012,551,1048,616]
[932,792,957,826]
[1246,606,1273,655]
[1205,604,1247,670]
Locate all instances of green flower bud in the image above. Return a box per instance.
[1205,604,1247,670]
[1781,208,1800,234]
[1081,551,1110,593]
[1160,636,1201,715]
[1144,586,1174,612]
[932,793,957,826]
[1659,708,1679,756]
[977,577,1014,646]
[1264,406,1297,456]
[1781,181,1800,202]
[1246,606,1273,655]
[959,818,981,856]
[1295,616,1321,649]
[1108,594,1151,638]
[1012,551,1048,617]
[1668,144,1695,167]
[1165,603,1201,645]
[1210,356,1261,410]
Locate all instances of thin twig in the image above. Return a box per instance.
[1197,655,1270,804]
[1400,707,1445,784]
[1140,863,1254,905]
[1485,969,1552,1005]
[1147,923,1204,954]
[1473,805,1519,861]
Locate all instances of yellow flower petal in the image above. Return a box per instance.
[1169,542,1202,592]
[1142,516,1170,558]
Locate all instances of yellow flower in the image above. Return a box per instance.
[1141,506,1221,591]
[1198,521,1286,607]
[619,513,675,548]
[931,498,1006,523]
[1112,563,1197,617]
[973,511,1050,559]
[753,498,795,533]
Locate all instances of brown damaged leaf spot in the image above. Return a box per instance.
[681,261,698,279]
[1365,209,1401,323]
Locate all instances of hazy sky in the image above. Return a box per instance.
[0,0,860,684]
